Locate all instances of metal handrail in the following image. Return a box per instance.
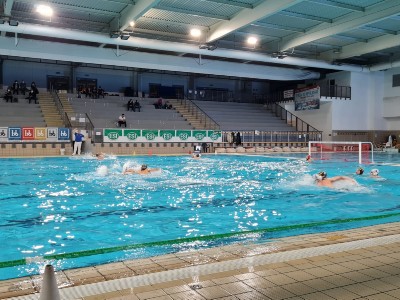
[51,91,70,127]
[266,102,320,132]
[177,98,220,130]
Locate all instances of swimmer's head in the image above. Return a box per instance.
[370,169,379,176]
[356,167,364,175]
[314,171,327,181]
[141,164,148,171]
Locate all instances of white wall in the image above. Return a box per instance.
[285,101,332,140]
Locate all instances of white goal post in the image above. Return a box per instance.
[308,141,374,164]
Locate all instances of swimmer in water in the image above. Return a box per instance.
[94,153,105,160]
[192,153,201,159]
[306,154,312,162]
[314,171,357,188]
[356,167,364,175]
[369,168,380,178]
[123,164,160,175]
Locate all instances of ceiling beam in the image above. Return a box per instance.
[156,4,229,20]
[280,0,400,51]
[110,0,161,32]
[306,0,365,12]
[328,33,400,60]
[3,0,14,15]
[203,0,253,9]
[206,0,303,43]
[334,34,367,43]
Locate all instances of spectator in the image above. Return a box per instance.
[127,99,134,111]
[98,86,105,98]
[235,132,241,146]
[20,80,27,95]
[202,142,209,153]
[3,88,13,102]
[118,113,127,127]
[26,89,38,104]
[133,100,141,112]
[163,101,172,109]
[154,97,163,109]
[12,80,19,95]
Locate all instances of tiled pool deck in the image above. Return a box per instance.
[2,222,400,300]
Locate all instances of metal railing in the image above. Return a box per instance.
[266,102,320,132]
[221,130,322,144]
[52,91,71,127]
[176,98,220,130]
[66,112,94,138]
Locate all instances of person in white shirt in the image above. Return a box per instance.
[118,114,126,127]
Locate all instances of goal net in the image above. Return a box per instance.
[308,141,374,164]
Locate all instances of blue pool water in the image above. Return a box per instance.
[1,153,400,280]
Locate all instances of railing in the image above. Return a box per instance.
[51,91,71,127]
[176,98,220,130]
[221,130,322,144]
[266,102,320,132]
[66,112,94,138]
[319,84,351,99]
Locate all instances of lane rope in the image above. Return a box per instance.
[1,212,399,269]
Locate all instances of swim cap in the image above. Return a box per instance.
[318,171,327,179]
[370,169,379,176]
[357,167,364,175]
[141,164,148,170]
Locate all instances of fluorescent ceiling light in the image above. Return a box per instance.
[36,5,53,17]
[190,28,201,37]
[247,36,258,45]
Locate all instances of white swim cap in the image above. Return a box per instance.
[370,169,379,176]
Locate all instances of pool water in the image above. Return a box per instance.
[1,153,400,280]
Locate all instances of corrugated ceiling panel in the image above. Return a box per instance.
[136,19,190,35]
[158,0,242,17]
[316,36,356,47]
[143,8,219,27]
[262,14,320,29]
[344,28,384,40]
[285,2,352,20]
[240,26,289,38]
[335,0,385,8]
[47,0,127,13]
[369,18,400,31]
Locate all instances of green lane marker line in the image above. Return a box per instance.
[1,212,399,269]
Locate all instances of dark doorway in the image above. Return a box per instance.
[76,78,97,92]
[47,76,70,92]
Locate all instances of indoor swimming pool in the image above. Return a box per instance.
[1,152,399,280]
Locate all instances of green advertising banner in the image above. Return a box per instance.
[104,129,123,141]
[103,129,222,143]
[208,130,222,140]
[124,129,141,141]
[176,130,191,141]
[142,130,159,141]
[159,130,176,141]
[192,130,207,141]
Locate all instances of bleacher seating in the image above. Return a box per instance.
[193,101,295,131]
[67,95,193,129]
[0,93,46,127]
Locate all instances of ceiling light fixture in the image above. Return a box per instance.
[120,32,130,40]
[190,28,201,37]
[247,36,258,45]
[129,21,135,27]
[36,4,53,17]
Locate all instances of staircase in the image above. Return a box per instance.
[38,92,65,127]
[57,93,75,116]
[169,99,219,130]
